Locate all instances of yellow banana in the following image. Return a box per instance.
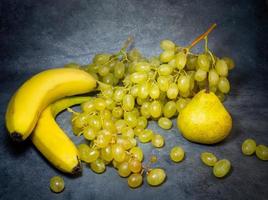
[5,68,96,141]
[31,96,90,174]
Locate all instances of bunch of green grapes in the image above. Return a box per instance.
[64,24,235,188]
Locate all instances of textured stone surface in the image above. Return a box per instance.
[0,0,268,199]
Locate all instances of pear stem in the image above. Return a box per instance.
[188,23,217,49]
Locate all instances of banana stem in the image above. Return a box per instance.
[188,23,217,49]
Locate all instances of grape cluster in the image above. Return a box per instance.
[64,25,235,188]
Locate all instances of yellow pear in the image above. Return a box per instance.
[177,90,232,144]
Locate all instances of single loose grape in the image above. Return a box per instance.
[128,158,142,173]
[158,117,172,130]
[50,176,64,193]
[118,162,131,177]
[130,147,143,162]
[200,152,218,166]
[241,138,256,156]
[213,159,231,178]
[170,146,185,162]
[256,145,268,161]
[128,173,143,188]
[152,134,165,148]
[138,129,153,143]
[90,158,106,173]
[147,168,166,186]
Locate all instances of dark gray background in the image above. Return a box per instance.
[0,0,268,200]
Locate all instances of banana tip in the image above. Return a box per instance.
[10,132,23,142]
[72,163,82,175]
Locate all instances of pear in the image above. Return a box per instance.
[177,90,232,144]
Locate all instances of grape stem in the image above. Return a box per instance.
[205,76,210,93]
[188,23,217,49]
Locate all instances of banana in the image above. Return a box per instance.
[31,96,90,174]
[5,68,96,141]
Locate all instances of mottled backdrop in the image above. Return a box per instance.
[0,0,268,200]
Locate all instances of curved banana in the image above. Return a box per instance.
[31,96,90,174]
[5,68,96,141]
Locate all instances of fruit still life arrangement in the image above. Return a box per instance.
[5,24,268,193]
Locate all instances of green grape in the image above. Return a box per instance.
[105,98,115,110]
[64,63,80,69]
[187,70,196,90]
[112,106,124,118]
[167,83,179,99]
[160,50,175,63]
[136,116,148,129]
[215,59,228,77]
[130,147,143,162]
[256,145,268,160]
[134,126,144,137]
[130,72,148,84]
[150,56,161,67]
[98,65,110,77]
[216,91,226,102]
[116,136,132,150]
[157,76,171,92]
[150,100,162,118]
[101,86,113,98]
[195,69,207,82]
[94,98,106,111]
[113,88,125,102]
[128,48,142,61]
[118,162,131,177]
[152,134,165,148]
[138,129,153,143]
[88,115,102,130]
[102,73,114,85]
[95,134,110,148]
[218,77,230,93]
[140,102,151,119]
[77,143,91,162]
[128,138,137,148]
[200,152,218,166]
[128,158,142,173]
[122,94,135,111]
[90,158,106,173]
[158,117,172,130]
[146,168,166,186]
[222,57,235,70]
[112,144,126,162]
[241,138,256,156]
[93,54,111,65]
[163,101,177,118]
[160,39,176,51]
[197,54,210,71]
[208,69,219,86]
[149,83,160,99]
[124,112,138,128]
[158,64,173,76]
[132,107,140,117]
[135,62,151,72]
[177,75,191,94]
[87,148,100,163]
[138,82,149,99]
[99,109,112,120]
[170,146,185,162]
[213,159,231,178]
[176,98,190,112]
[115,119,127,133]
[107,60,117,71]
[168,58,176,69]
[130,85,139,97]
[128,173,143,188]
[50,176,64,193]
[83,127,97,140]
[86,63,99,73]
[186,55,197,70]
[175,51,187,70]
[72,113,88,129]
[102,119,116,134]
[101,145,113,162]
[114,62,125,79]
[122,127,135,138]
[136,97,147,106]
[81,100,95,113]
